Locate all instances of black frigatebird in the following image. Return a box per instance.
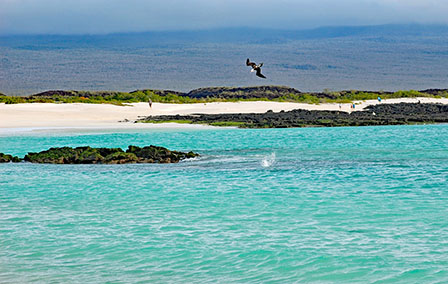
[246,58,266,78]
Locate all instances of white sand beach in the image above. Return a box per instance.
[1,97,447,132]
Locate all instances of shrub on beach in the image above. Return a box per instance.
[0,96,26,104]
[391,90,426,98]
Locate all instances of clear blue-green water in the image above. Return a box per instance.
[1,125,447,283]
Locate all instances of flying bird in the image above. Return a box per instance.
[246,58,266,78]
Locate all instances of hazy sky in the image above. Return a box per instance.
[1,0,448,34]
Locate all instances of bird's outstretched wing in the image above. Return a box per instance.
[256,69,266,78]
[258,63,263,68]
[246,58,256,68]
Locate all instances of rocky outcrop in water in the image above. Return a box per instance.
[138,103,448,128]
[19,145,198,164]
[0,153,21,163]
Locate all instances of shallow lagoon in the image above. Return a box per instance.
[1,125,447,283]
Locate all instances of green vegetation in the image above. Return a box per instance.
[1,96,27,104]
[139,119,194,124]
[136,90,202,104]
[208,121,246,127]
[0,91,146,105]
[314,90,435,103]
[277,93,321,104]
[1,87,446,105]
[139,119,245,127]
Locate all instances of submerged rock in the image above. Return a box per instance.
[0,153,21,163]
[22,145,199,164]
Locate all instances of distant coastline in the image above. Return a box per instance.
[1,87,447,131]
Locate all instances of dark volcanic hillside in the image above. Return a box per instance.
[31,86,308,100]
[31,90,127,98]
[184,86,304,99]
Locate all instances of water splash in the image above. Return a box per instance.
[261,152,276,168]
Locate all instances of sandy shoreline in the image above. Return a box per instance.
[1,97,448,133]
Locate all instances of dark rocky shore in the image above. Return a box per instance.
[138,103,448,128]
[0,145,199,164]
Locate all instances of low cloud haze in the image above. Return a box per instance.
[1,0,448,34]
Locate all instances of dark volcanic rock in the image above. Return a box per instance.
[419,89,448,96]
[139,103,448,128]
[23,146,199,164]
[126,145,198,163]
[0,153,21,163]
[131,89,185,97]
[24,146,95,164]
[31,90,126,98]
[103,152,138,164]
[185,86,303,100]
[366,103,448,123]
[31,90,78,97]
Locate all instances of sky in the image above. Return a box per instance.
[1,0,448,34]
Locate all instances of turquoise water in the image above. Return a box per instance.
[1,125,447,283]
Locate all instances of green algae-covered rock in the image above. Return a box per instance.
[104,152,139,164]
[22,145,199,164]
[0,153,21,163]
[77,147,105,164]
[126,145,199,163]
[25,147,79,164]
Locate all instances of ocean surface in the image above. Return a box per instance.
[2,26,448,94]
[1,125,447,283]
